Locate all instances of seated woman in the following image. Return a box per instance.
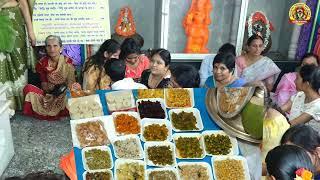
[273,53,319,106]
[120,38,150,80]
[140,49,171,88]
[280,65,320,126]
[169,64,200,88]
[82,39,120,92]
[205,53,245,88]
[23,35,76,120]
[281,124,320,178]
[265,145,315,180]
[236,34,281,92]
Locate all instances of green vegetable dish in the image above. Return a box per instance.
[84,149,112,170]
[204,134,232,155]
[171,111,198,130]
[147,146,174,166]
[175,137,204,158]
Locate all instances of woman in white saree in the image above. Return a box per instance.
[236,35,281,92]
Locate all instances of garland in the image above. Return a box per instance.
[248,11,271,48]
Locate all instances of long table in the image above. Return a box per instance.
[72,88,259,180]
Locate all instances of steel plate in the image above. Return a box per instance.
[205,88,262,144]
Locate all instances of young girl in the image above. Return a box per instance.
[265,145,315,180]
[281,124,320,177]
[281,65,320,126]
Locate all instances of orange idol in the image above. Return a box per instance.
[183,0,213,53]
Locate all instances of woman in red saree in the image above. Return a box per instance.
[23,35,76,120]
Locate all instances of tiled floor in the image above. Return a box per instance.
[2,113,72,179]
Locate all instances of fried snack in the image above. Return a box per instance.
[138,89,164,99]
[214,159,245,180]
[114,114,140,135]
[166,89,191,108]
[218,88,249,114]
[75,121,109,147]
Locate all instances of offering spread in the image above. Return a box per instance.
[69,89,251,180]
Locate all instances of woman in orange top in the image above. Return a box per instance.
[119,38,150,80]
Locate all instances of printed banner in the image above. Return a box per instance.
[33,0,110,45]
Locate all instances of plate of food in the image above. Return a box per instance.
[114,159,146,180]
[141,118,172,142]
[177,162,213,180]
[83,169,113,180]
[112,112,141,136]
[211,155,250,180]
[173,133,205,159]
[112,135,144,159]
[145,142,176,167]
[147,167,179,180]
[136,98,167,119]
[67,94,103,120]
[169,108,203,132]
[202,130,239,156]
[81,146,113,171]
[165,88,194,108]
[137,89,164,99]
[216,87,254,119]
[105,90,136,113]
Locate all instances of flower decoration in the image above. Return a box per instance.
[294,168,313,180]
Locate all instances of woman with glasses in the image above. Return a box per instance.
[236,34,281,92]
[205,53,245,88]
[119,38,150,80]
[140,48,171,88]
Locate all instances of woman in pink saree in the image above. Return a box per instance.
[236,35,281,92]
[273,53,319,106]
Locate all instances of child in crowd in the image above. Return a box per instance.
[169,64,200,88]
[280,65,320,126]
[265,145,315,180]
[281,124,320,177]
[104,58,147,90]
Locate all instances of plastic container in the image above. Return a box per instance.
[177,161,213,180]
[144,142,177,167]
[136,98,168,120]
[173,133,205,159]
[70,116,112,148]
[81,146,113,171]
[211,155,250,180]
[112,134,144,159]
[114,159,146,180]
[147,167,180,180]
[164,88,194,108]
[112,112,141,136]
[169,108,203,132]
[141,118,172,142]
[105,90,136,113]
[68,94,103,120]
[82,169,113,180]
[202,130,239,156]
[137,89,164,99]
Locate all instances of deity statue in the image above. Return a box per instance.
[182,0,212,53]
[115,6,136,37]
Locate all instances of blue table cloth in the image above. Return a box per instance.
[73,88,226,180]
